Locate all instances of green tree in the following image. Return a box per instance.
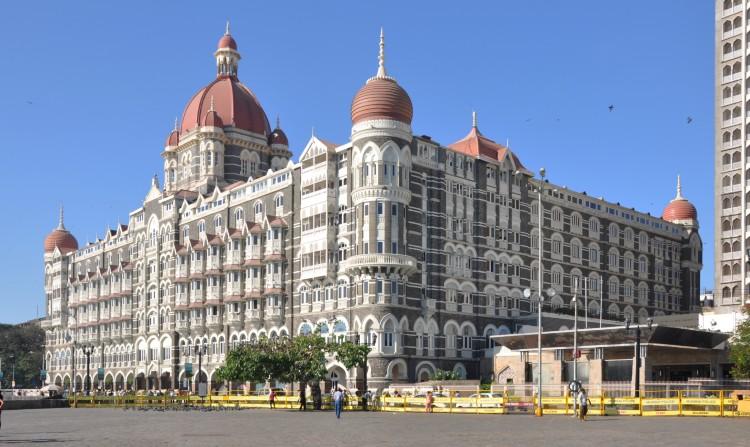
[332,341,370,372]
[432,369,461,381]
[0,322,45,388]
[730,311,750,378]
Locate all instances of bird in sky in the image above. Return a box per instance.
[686,116,693,124]
[26,101,33,105]
[608,105,614,112]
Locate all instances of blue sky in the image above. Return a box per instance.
[0,1,713,324]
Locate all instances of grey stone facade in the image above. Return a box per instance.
[41,29,702,393]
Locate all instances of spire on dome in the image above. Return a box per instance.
[276,115,280,129]
[472,111,477,129]
[225,20,231,35]
[209,95,216,112]
[675,175,683,200]
[376,27,387,78]
[58,204,65,230]
[173,117,178,132]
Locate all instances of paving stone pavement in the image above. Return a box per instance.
[0,408,747,447]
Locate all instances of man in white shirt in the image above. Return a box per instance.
[333,389,344,419]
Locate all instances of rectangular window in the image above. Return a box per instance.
[377,241,384,253]
[391,241,398,254]
[391,204,398,216]
[377,202,384,215]
[364,204,369,216]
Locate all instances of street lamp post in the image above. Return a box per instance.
[625,318,652,398]
[82,345,94,395]
[194,344,206,395]
[10,354,16,389]
[572,279,579,417]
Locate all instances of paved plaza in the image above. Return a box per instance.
[0,408,747,446]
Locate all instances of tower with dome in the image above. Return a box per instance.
[41,26,702,392]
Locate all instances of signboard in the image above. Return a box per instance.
[198,382,208,398]
[97,367,105,381]
[0,371,4,380]
[185,362,193,377]
[40,369,47,381]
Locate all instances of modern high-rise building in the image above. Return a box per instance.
[42,26,701,392]
[716,0,749,310]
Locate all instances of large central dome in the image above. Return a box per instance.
[179,27,271,137]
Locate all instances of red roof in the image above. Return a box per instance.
[352,77,413,125]
[181,76,270,136]
[218,34,237,50]
[44,228,78,254]
[269,127,288,146]
[165,129,179,147]
[448,125,526,169]
[663,199,697,222]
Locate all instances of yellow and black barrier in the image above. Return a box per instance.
[69,390,750,417]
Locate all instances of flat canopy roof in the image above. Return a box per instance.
[491,325,730,351]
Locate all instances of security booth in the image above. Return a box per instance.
[491,325,731,395]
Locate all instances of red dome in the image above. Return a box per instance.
[180,76,270,136]
[351,77,413,125]
[269,127,288,146]
[662,199,697,222]
[165,129,179,147]
[203,109,224,127]
[218,34,237,50]
[45,228,78,254]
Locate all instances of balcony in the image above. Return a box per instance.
[191,287,206,301]
[226,312,244,325]
[207,286,222,302]
[207,314,223,329]
[341,253,417,275]
[723,49,742,62]
[265,307,284,321]
[122,326,132,338]
[245,279,264,297]
[207,256,222,271]
[176,319,190,332]
[226,250,242,266]
[175,264,189,280]
[245,246,263,261]
[445,301,458,312]
[226,282,243,297]
[190,260,206,277]
[245,308,262,321]
[176,292,189,308]
[265,274,284,291]
[265,240,284,258]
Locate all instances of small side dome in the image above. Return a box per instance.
[269,117,288,146]
[662,176,698,225]
[203,109,224,127]
[218,21,237,51]
[44,207,78,254]
[165,129,180,147]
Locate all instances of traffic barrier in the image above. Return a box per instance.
[68,389,750,417]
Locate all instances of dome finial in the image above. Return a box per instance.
[173,116,178,132]
[676,174,683,200]
[58,204,65,230]
[376,27,387,78]
[472,110,477,129]
[209,95,216,112]
[225,20,231,35]
[276,115,280,129]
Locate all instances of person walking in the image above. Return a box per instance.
[299,388,306,411]
[578,388,591,422]
[268,389,276,409]
[0,391,4,431]
[333,388,344,419]
[425,390,434,413]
